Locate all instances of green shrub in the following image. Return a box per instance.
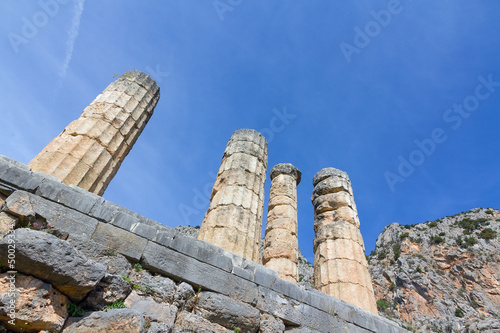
[430,236,445,245]
[393,244,401,261]
[456,218,489,234]
[455,308,464,318]
[439,232,446,237]
[470,299,479,309]
[67,302,85,317]
[415,266,422,273]
[415,238,423,244]
[389,282,396,292]
[134,263,143,272]
[105,300,127,309]
[400,232,410,240]
[429,221,438,228]
[485,210,494,215]
[378,251,387,260]
[478,228,497,240]
[465,237,477,247]
[376,299,391,312]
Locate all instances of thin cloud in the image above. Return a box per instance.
[56,0,85,91]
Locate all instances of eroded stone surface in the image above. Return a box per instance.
[0,229,106,301]
[198,129,268,262]
[312,168,377,314]
[263,163,301,283]
[62,308,145,333]
[0,273,68,333]
[29,70,160,196]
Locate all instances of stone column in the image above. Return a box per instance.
[29,70,159,196]
[198,129,268,262]
[312,168,378,314]
[263,163,301,283]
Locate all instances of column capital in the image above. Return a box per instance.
[312,167,349,186]
[270,163,301,184]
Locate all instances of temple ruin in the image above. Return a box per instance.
[29,70,159,196]
[197,129,268,262]
[263,163,301,283]
[312,168,378,314]
[24,71,380,317]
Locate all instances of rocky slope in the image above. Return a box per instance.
[368,207,500,332]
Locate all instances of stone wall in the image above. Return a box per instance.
[0,155,406,332]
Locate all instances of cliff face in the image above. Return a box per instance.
[369,208,500,332]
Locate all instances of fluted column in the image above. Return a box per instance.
[263,163,301,283]
[312,168,377,314]
[29,71,159,196]
[198,129,268,262]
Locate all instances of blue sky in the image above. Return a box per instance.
[1,1,499,262]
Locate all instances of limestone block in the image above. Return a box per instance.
[84,274,132,310]
[312,168,377,314]
[0,212,17,240]
[194,291,261,332]
[0,273,68,333]
[0,229,106,301]
[62,309,145,333]
[198,129,268,262]
[173,311,227,333]
[124,291,178,329]
[29,70,159,196]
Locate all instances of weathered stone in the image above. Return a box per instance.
[125,291,178,329]
[29,70,160,196]
[198,129,268,262]
[259,313,285,333]
[173,311,227,333]
[68,235,132,276]
[83,274,132,310]
[312,168,377,314]
[194,291,261,332]
[263,164,301,283]
[0,229,106,301]
[3,190,99,240]
[0,213,17,240]
[62,308,145,333]
[91,222,148,261]
[129,270,178,305]
[141,241,258,305]
[0,273,68,333]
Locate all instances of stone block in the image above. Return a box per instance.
[194,291,260,332]
[0,229,106,301]
[254,266,278,289]
[169,234,233,272]
[89,199,121,222]
[256,286,358,333]
[3,190,98,240]
[124,291,177,329]
[232,266,254,281]
[35,179,100,214]
[0,163,44,193]
[153,229,175,247]
[62,309,145,333]
[141,242,258,305]
[173,311,227,333]
[0,273,68,333]
[110,211,140,231]
[131,223,157,240]
[91,223,148,261]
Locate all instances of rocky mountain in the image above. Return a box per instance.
[368,207,500,332]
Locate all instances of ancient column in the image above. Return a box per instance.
[263,163,301,283]
[312,168,378,314]
[29,70,159,196]
[198,129,268,262]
